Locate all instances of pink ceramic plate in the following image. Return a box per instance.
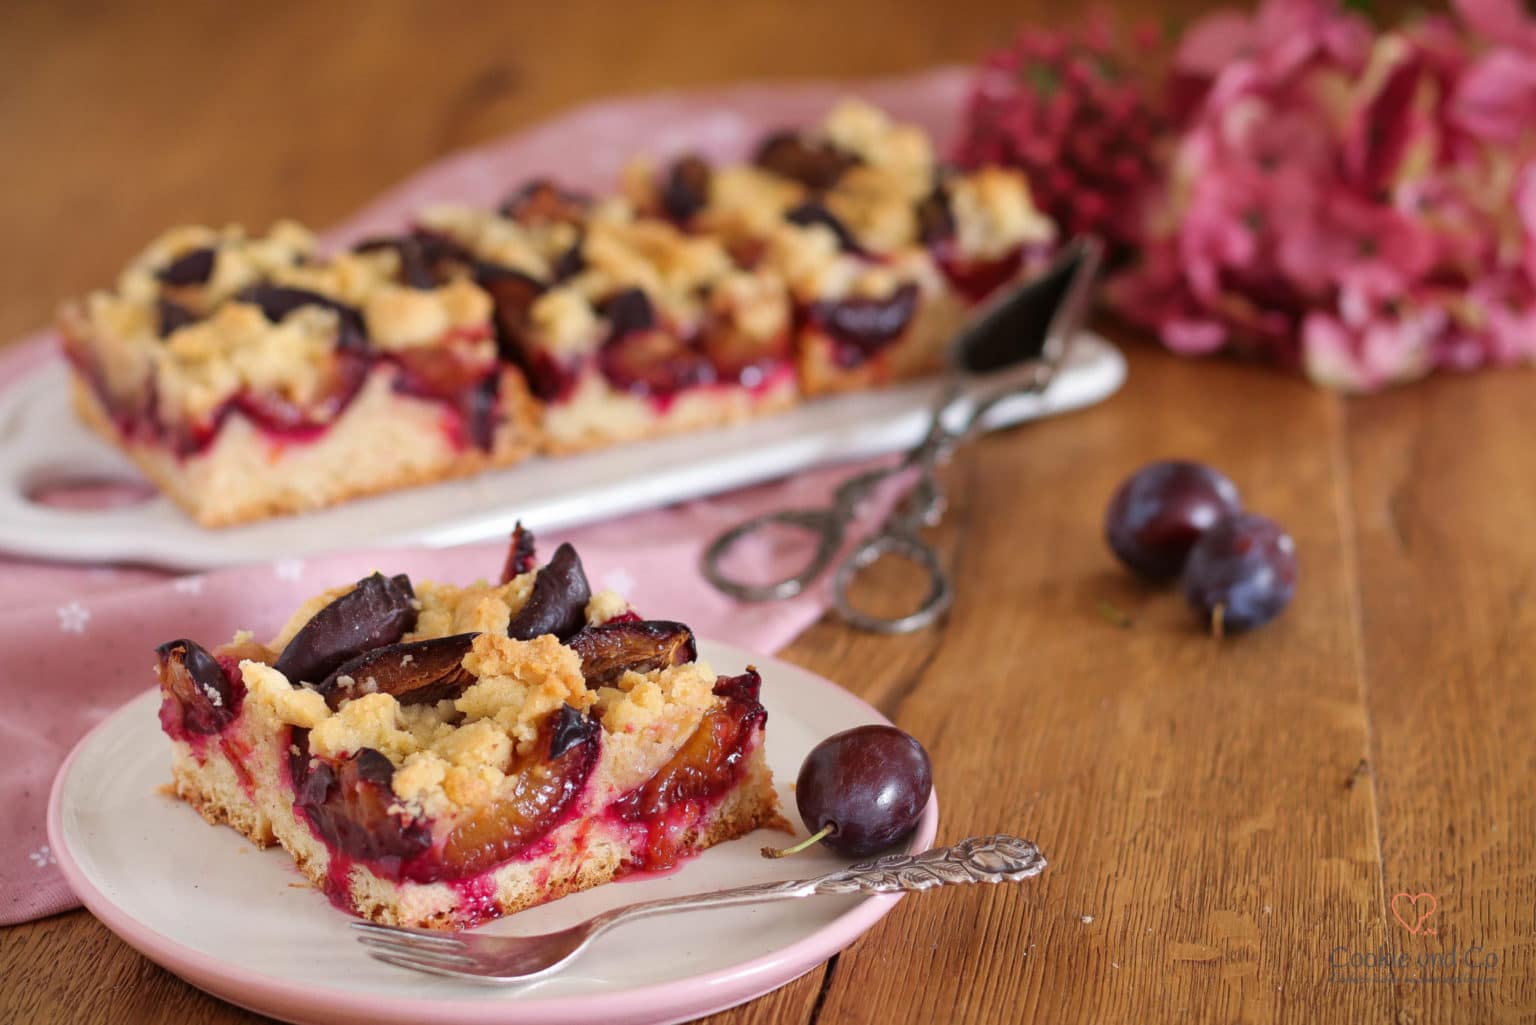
[49,640,939,1025]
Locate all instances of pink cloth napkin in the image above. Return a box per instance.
[0,68,968,926]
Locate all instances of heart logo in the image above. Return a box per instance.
[1390,892,1439,935]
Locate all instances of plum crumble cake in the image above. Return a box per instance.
[415,184,798,454]
[60,222,538,526]
[60,99,1059,522]
[623,100,1058,395]
[155,528,784,928]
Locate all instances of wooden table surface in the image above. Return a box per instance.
[2,2,1531,1023]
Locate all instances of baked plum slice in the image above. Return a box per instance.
[599,329,715,398]
[596,291,710,397]
[231,346,371,438]
[699,309,791,387]
[599,288,658,337]
[354,231,477,289]
[421,705,601,882]
[507,543,591,641]
[500,521,538,584]
[809,283,921,367]
[785,201,862,254]
[157,298,199,337]
[915,186,956,246]
[661,154,711,223]
[477,265,545,354]
[317,632,480,709]
[385,337,503,452]
[500,179,591,227]
[156,247,217,286]
[524,349,580,403]
[567,620,697,685]
[273,573,418,686]
[612,669,767,869]
[754,133,859,189]
[933,244,1026,305]
[155,638,244,737]
[294,743,432,873]
[388,340,496,404]
[235,284,369,353]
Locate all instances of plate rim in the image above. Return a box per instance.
[48,640,939,1025]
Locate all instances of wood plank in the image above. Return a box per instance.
[811,339,1396,1024]
[1345,367,1536,1024]
[0,911,267,1024]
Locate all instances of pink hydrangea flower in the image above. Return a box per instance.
[953,20,1166,264]
[1106,0,1536,389]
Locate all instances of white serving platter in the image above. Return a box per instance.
[0,332,1123,570]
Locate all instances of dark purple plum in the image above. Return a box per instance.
[353,231,477,289]
[273,572,418,685]
[809,284,920,366]
[785,202,861,253]
[552,240,586,281]
[791,725,932,857]
[547,703,599,759]
[499,178,590,226]
[317,632,480,709]
[661,154,711,223]
[157,298,199,337]
[506,543,591,641]
[599,288,658,338]
[1182,513,1297,634]
[1105,461,1243,581]
[753,132,859,189]
[156,247,217,286]
[234,284,369,352]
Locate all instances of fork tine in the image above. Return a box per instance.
[367,951,483,980]
[350,921,468,949]
[357,935,480,967]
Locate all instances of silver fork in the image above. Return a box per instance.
[353,834,1046,983]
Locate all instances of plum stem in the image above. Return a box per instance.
[1211,603,1226,639]
[761,824,834,859]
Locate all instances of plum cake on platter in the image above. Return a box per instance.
[59,98,1061,524]
[59,222,539,526]
[154,528,784,928]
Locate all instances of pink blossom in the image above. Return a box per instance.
[1453,0,1536,54]
[1452,49,1536,144]
[962,0,1536,390]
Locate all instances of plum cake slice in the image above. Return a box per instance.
[623,99,1059,395]
[59,222,539,526]
[416,185,798,454]
[154,529,785,928]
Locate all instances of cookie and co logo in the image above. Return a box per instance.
[1389,891,1438,935]
[1327,890,1505,985]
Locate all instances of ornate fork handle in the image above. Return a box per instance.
[588,835,1046,936]
[812,834,1047,895]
